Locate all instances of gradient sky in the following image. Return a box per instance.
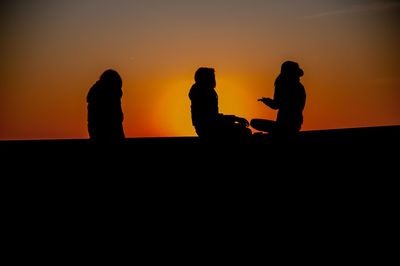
[1,0,399,140]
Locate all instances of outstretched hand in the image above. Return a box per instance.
[258,97,273,105]
[258,97,277,110]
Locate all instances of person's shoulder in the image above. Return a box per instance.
[87,81,101,102]
[189,83,199,98]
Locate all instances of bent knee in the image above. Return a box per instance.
[250,119,261,128]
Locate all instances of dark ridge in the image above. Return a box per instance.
[1,125,398,177]
[2,126,397,239]
[1,125,398,148]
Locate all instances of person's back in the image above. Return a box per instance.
[87,69,125,142]
[189,67,251,140]
[189,68,220,137]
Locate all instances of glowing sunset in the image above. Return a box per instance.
[1,0,399,140]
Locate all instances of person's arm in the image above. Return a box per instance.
[258,97,278,110]
[236,116,250,127]
[222,114,249,127]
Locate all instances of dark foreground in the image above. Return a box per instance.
[2,125,399,169]
[2,125,398,183]
[1,126,399,258]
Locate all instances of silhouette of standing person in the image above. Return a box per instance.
[251,61,306,141]
[189,67,252,140]
[87,69,125,142]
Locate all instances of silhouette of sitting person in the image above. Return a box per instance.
[251,61,306,141]
[87,69,125,142]
[189,67,252,140]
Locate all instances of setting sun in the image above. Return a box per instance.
[1,0,399,140]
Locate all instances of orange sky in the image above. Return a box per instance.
[1,0,399,140]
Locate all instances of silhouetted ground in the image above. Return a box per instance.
[2,125,398,180]
[2,125,398,167]
[2,126,398,254]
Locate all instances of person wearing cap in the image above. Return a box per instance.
[250,61,306,141]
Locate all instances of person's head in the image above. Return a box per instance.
[280,61,304,78]
[100,69,122,88]
[195,67,216,88]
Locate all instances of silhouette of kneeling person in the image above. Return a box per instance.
[189,67,251,140]
[251,61,306,141]
[87,69,125,142]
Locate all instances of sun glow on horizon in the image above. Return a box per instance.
[1,0,399,140]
